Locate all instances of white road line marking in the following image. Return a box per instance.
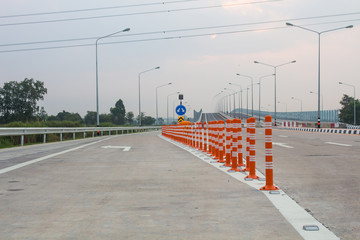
[273,142,294,148]
[0,137,113,175]
[325,142,352,147]
[279,135,288,138]
[101,146,131,151]
[159,134,339,240]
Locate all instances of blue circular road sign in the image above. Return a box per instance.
[175,105,187,116]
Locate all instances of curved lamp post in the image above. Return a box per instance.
[138,66,160,126]
[229,83,243,117]
[258,74,275,121]
[167,91,180,124]
[254,60,296,125]
[95,27,130,127]
[291,97,303,121]
[156,82,172,124]
[286,22,353,128]
[236,73,254,116]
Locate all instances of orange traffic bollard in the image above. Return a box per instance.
[224,119,232,167]
[236,119,245,167]
[199,122,203,150]
[217,120,225,163]
[228,119,240,172]
[241,118,250,172]
[260,115,279,190]
[245,117,259,179]
[203,122,208,152]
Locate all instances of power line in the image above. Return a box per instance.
[0,18,357,54]
[0,0,203,19]
[0,26,283,53]
[0,0,283,27]
[1,12,359,48]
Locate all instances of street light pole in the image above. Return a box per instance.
[254,60,296,126]
[310,91,324,112]
[224,88,236,117]
[278,101,288,119]
[339,82,356,125]
[156,83,172,124]
[229,83,243,118]
[95,27,130,127]
[167,92,179,124]
[286,22,353,128]
[138,66,160,126]
[291,97,303,121]
[236,74,254,116]
[258,74,275,121]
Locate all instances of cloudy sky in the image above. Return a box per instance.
[0,0,359,119]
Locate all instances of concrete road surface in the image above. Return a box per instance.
[0,132,302,240]
[255,129,360,240]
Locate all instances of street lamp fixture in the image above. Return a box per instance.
[286,22,353,128]
[95,27,130,127]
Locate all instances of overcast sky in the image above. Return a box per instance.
[0,0,359,119]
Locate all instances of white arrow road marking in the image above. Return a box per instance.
[325,142,352,147]
[273,142,294,149]
[101,146,131,151]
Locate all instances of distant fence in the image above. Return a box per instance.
[0,126,161,146]
[232,108,339,122]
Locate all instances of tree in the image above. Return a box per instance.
[137,112,156,126]
[339,94,360,125]
[0,78,47,123]
[110,99,126,125]
[125,111,134,125]
[100,113,112,123]
[37,107,48,121]
[84,111,97,125]
[157,117,165,125]
[143,116,156,125]
[55,110,83,122]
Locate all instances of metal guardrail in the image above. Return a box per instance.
[0,126,161,146]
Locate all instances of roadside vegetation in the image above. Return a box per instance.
[0,78,158,148]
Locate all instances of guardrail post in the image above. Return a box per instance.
[43,130,47,144]
[73,132,76,140]
[21,130,25,146]
[260,115,279,191]
[83,132,86,138]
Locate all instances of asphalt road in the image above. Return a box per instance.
[0,129,359,239]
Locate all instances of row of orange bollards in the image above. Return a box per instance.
[161,116,278,191]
